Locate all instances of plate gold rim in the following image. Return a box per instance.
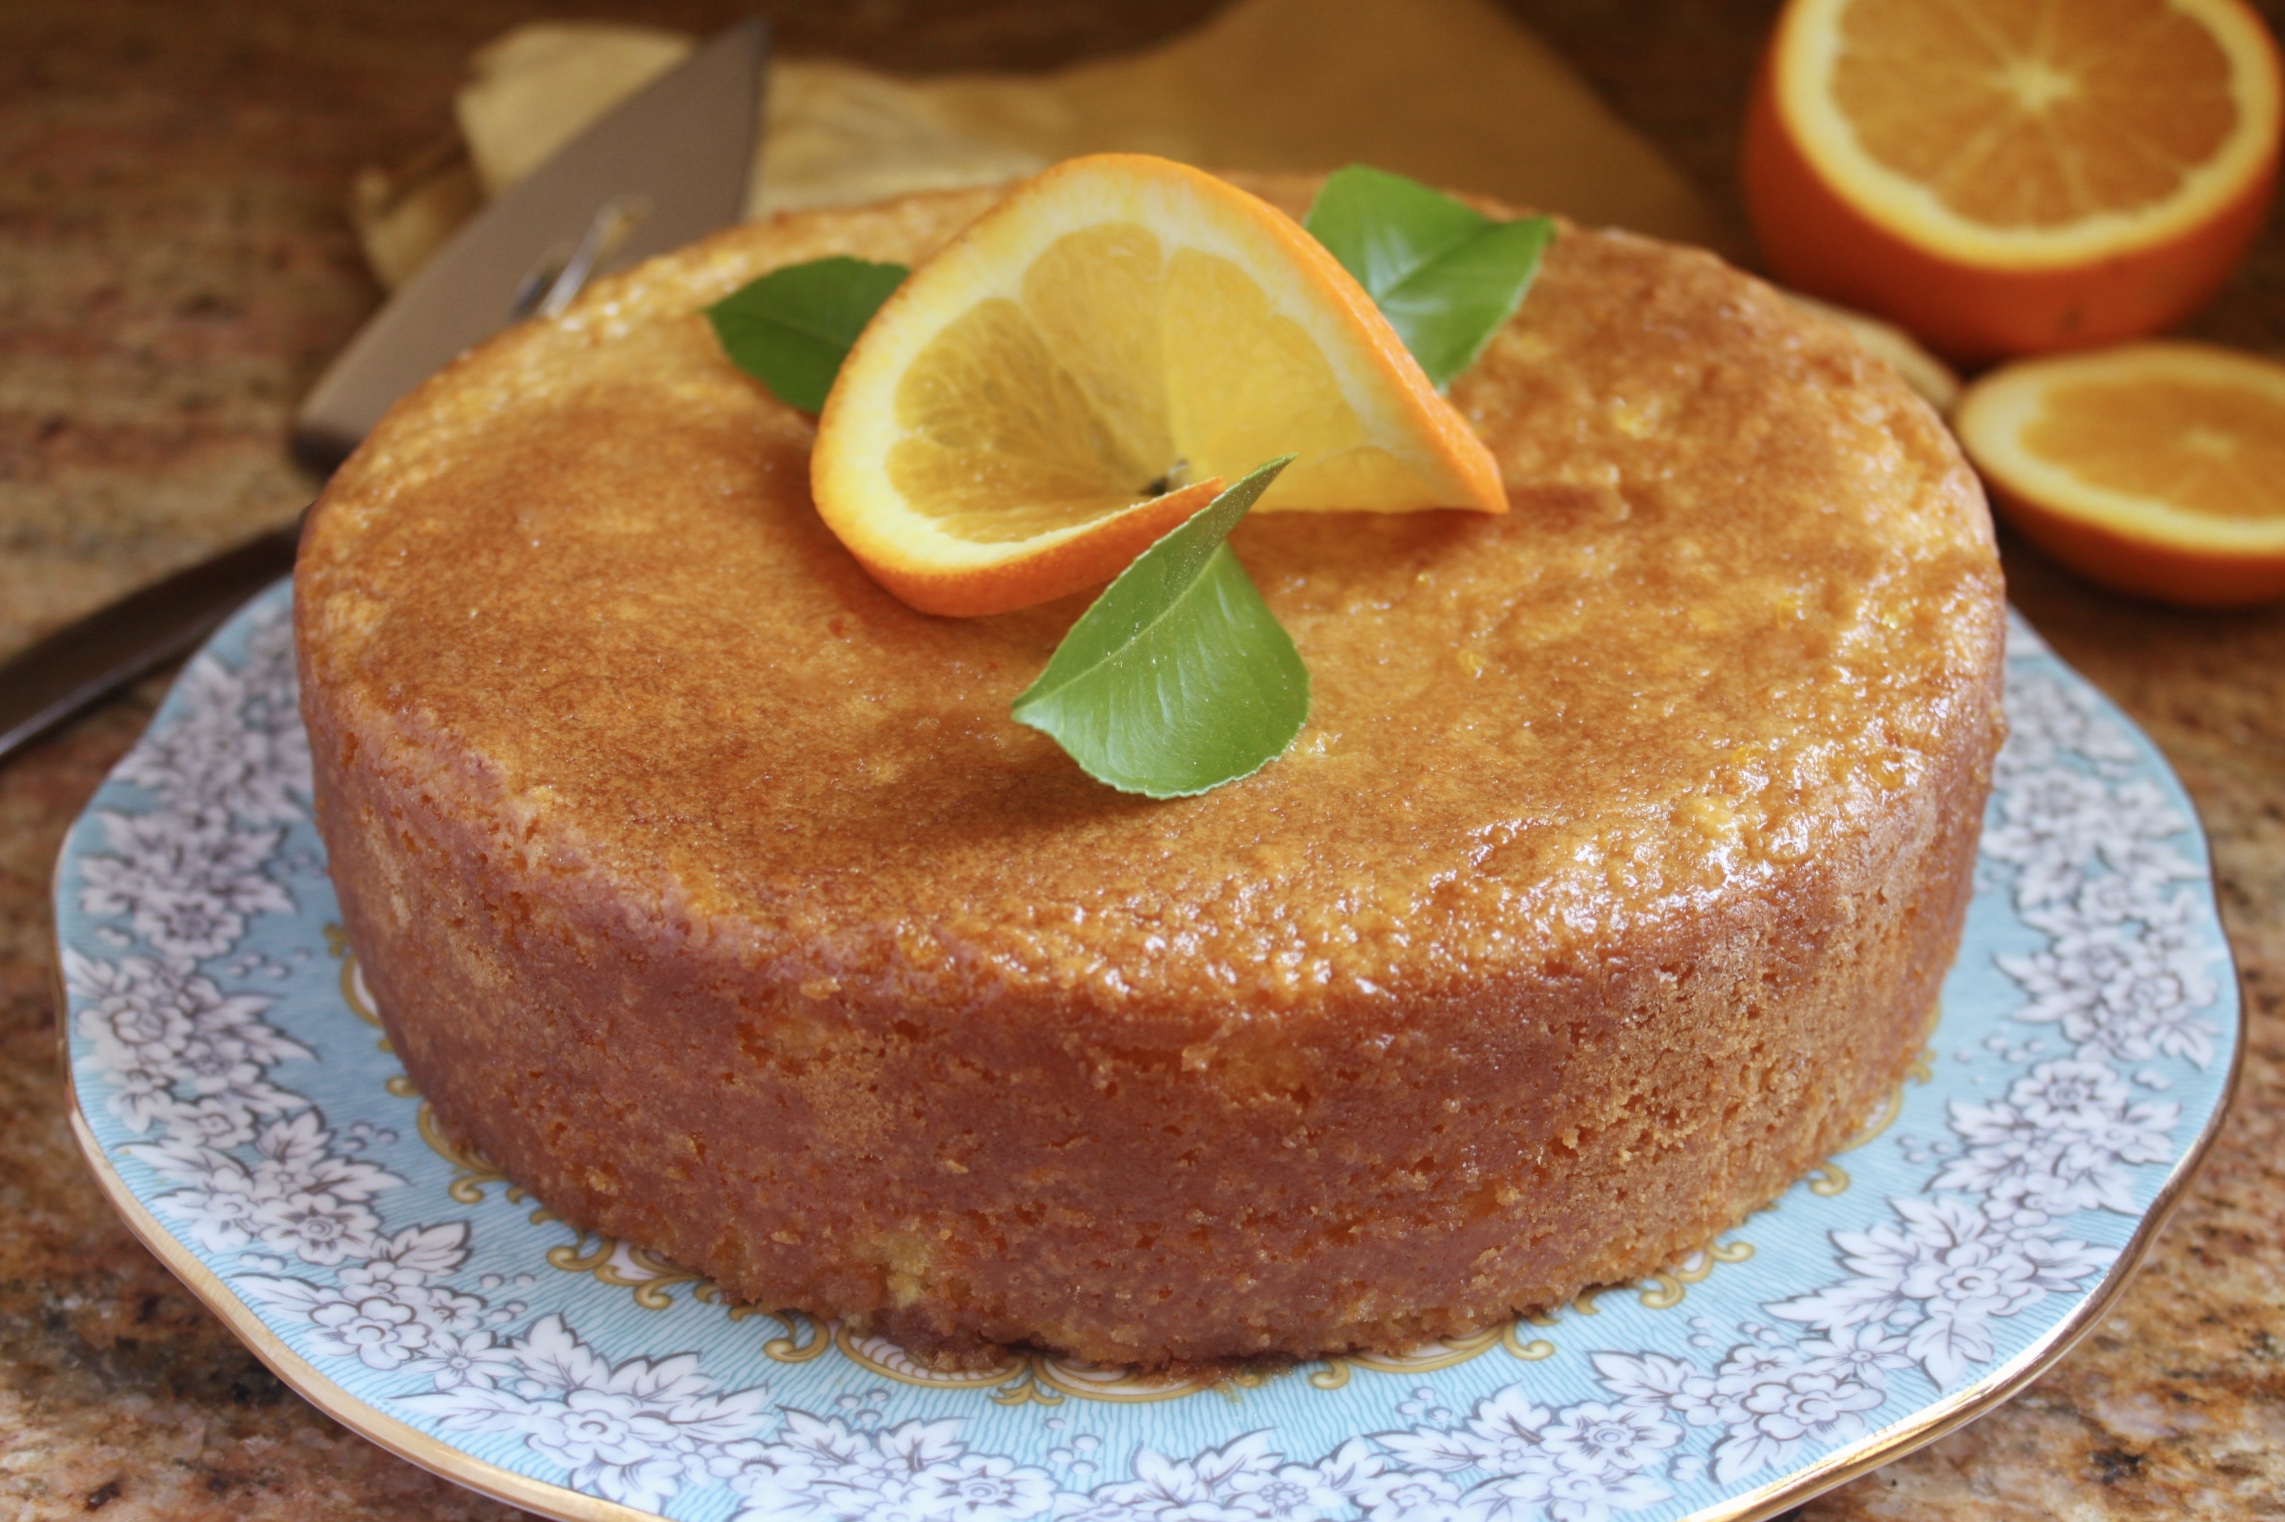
[54,943,2247,1522]
[52,950,658,1522]
[46,651,2250,1522]
[1695,963,2248,1521]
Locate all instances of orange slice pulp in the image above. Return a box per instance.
[1955,341,2285,606]
[811,154,1506,618]
[1746,0,2284,361]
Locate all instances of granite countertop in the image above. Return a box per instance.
[2,2,2281,1517]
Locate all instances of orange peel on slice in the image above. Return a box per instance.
[812,154,1506,617]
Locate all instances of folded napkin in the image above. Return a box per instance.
[356,0,1727,283]
[350,0,1957,408]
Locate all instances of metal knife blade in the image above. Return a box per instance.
[0,526,304,762]
[0,18,767,769]
[294,18,767,469]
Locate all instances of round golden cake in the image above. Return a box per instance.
[296,176,2006,1368]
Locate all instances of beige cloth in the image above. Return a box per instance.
[355,0,1958,407]
[752,0,1718,241]
[362,0,1728,285]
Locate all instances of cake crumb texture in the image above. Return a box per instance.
[297,178,2007,1366]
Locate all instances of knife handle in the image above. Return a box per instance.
[0,521,302,767]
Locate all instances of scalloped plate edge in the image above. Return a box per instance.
[1703,952,2247,1521]
[55,993,654,1522]
[52,935,2247,1522]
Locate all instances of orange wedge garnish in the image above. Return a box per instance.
[812,154,1506,617]
[1746,0,2284,361]
[1955,341,2285,606]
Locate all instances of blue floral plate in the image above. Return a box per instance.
[57,583,2239,1522]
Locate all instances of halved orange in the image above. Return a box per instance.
[1955,341,2285,606]
[812,154,1506,617]
[1746,0,2285,362]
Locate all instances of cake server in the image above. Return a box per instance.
[0,18,767,768]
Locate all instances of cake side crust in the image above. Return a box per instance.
[305,652,1993,1365]
[297,177,2008,1367]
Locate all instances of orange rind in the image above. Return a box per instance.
[1747,0,2284,362]
[1955,341,2285,607]
[812,154,1506,617]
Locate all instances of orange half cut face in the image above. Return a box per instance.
[1747,0,2285,359]
[1956,341,2285,607]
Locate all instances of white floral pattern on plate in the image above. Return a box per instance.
[58,587,2238,1522]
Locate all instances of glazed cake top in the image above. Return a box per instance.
[297,177,2005,1023]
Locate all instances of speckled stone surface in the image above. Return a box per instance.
[1,2,2280,1518]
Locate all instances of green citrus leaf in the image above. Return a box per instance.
[705,256,908,413]
[1304,164,1555,390]
[1012,457,1308,798]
